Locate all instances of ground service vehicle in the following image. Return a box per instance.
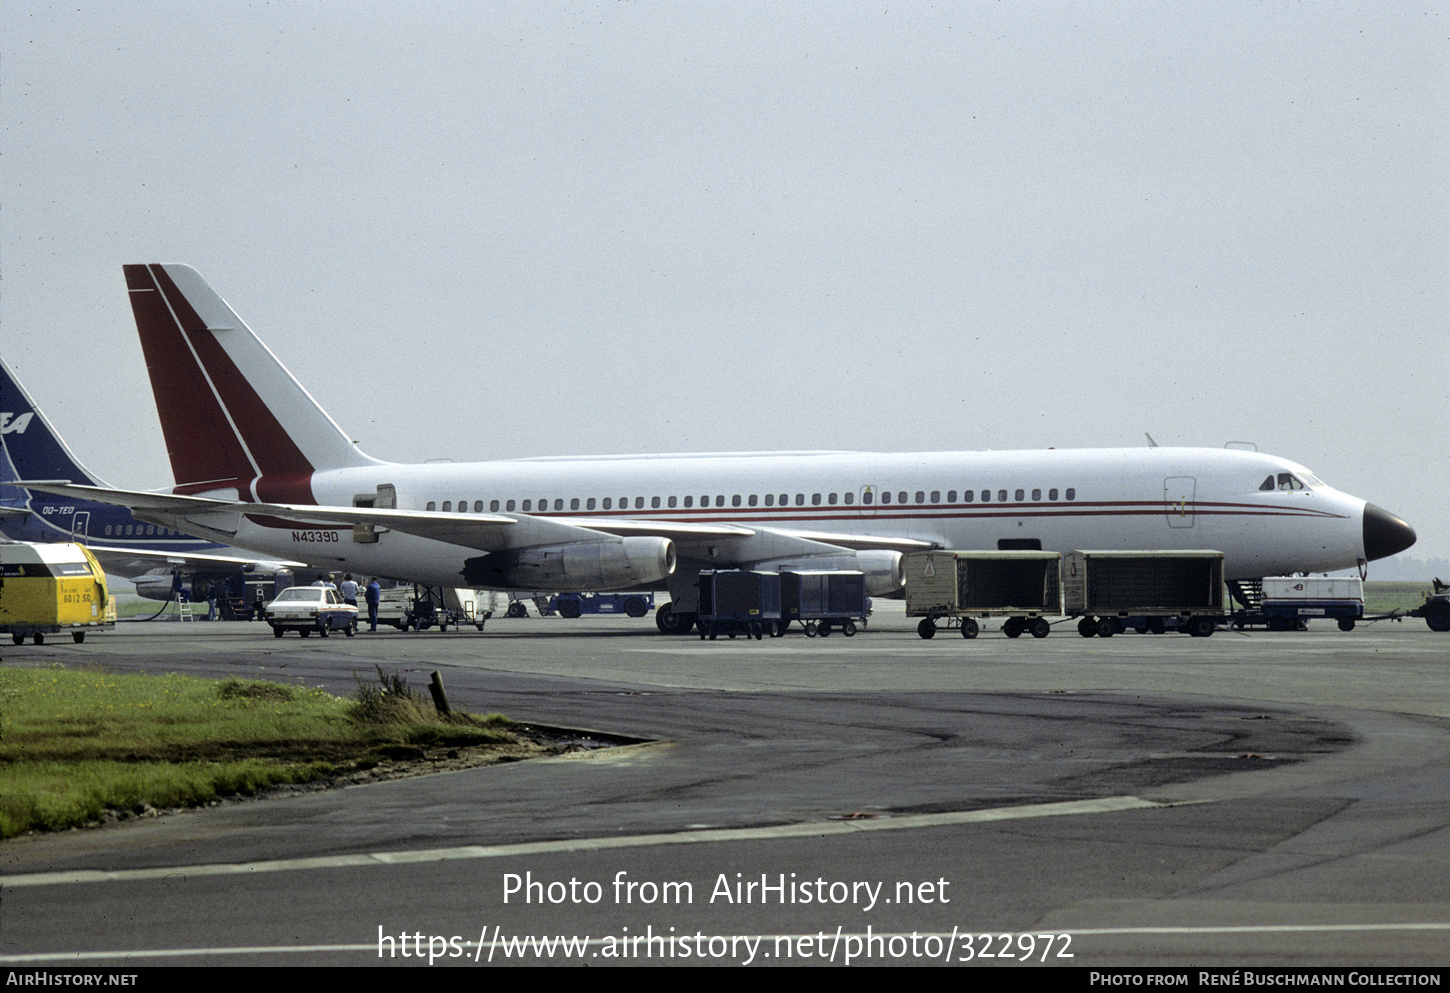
[1258,576,1364,632]
[264,586,358,637]
[906,550,1061,639]
[0,541,115,644]
[547,592,653,619]
[1064,550,1224,638]
[1409,579,1450,632]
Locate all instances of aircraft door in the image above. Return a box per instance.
[1164,477,1195,528]
[351,484,396,543]
[70,511,90,544]
[857,485,877,518]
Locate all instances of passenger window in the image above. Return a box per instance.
[520,500,530,512]
[652,496,661,509]
[1048,489,1057,501]
[602,498,611,510]
[779,493,787,506]
[668,496,677,508]
[844,492,854,505]
[882,491,892,504]
[732,495,741,507]
[964,490,973,503]
[947,490,956,502]
[1014,489,1024,502]
[442,501,451,512]
[862,490,873,505]
[915,491,925,504]
[812,493,821,506]
[748,494,757,506]
[930,491,940,503]
[1066,488,1076,501]
[765,494,774,506]
[980,491,990,503]
[571,498,580,510]
[828,493,837,505]
[683,496,692,508]
[795,494,805,506]
[489,500,499,512]
[635,497,645,509]
[898,492,907,504]
[998,490,1008,502]
[587,498,596,510]
[1031,489,1040,501]
[716,495,725,507]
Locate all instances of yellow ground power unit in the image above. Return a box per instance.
[0,541,116,645]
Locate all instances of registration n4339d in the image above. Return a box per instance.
[291,530,340,542]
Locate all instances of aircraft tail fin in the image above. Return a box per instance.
[1,356,105,501]
[123,264,380,503]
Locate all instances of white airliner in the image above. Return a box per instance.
[22,264,1416,633]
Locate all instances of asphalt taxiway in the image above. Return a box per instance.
[2,606,1447,967]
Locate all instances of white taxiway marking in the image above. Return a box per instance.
[2,795,1171,889]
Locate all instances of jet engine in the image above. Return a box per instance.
[853,549,906,596]
[751,549,904,597]
[465,536,676,591]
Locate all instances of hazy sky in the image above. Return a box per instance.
[3,2,1446,561]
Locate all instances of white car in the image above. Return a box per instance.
[264,586,359,638]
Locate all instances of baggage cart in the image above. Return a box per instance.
[905,550,1061,639]
[697,570,782,641]
[1063,550,1224,638]
[781,570,870,637]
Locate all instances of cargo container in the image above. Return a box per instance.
[1063,550,1223,637]
[697,570,783,640]
[780,570,869,636]
[904,550,1061,639]
[0,541,116,645]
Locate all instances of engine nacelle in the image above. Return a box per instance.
[465,537,676,591]
[751,549,904,597]
[853,549,905,596]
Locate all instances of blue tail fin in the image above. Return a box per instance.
[1,356,103,492]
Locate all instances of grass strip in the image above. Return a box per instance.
[0,664,515,838]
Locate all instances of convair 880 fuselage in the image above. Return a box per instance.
[21,265,1416,633]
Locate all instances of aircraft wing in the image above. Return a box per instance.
[757,527,935,553]
[83,544,309,575]
[21,482,934,562]
[240,503,617,552]
[574,518,933,553]
[19,482,625,554]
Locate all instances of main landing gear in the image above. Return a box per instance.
[655,602,697,635]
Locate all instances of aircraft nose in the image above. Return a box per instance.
[1363,503,1416,561]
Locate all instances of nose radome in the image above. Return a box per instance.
[1363,503,1416,561]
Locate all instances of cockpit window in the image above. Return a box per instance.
[1260,475,1275,491]
[1277,472,1305,491]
